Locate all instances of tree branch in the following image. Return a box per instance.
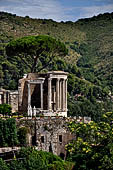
[37,54,54,73]
[19,54,32,70]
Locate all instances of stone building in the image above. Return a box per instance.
[0,70,91,158]
[18,71,68,117]
[17,116,91,159]
[0,117,91,159]
[0,71,68,116]
[0,89,18,113]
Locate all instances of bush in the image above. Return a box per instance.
[5,147,73,170]
[0,158,9,170]
[0,118,18,147]
[0,104,12,116]
[17,127,29,146]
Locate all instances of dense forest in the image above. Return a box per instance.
[1,12,113,121]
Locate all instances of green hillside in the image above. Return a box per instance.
[0,11,113,120]
[1,12,113,87]
[76,13,113,90]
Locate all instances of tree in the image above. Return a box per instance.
[0,104,12,116]
[66,112,113,170]
[6,35,68,73]
[0,118,18,147]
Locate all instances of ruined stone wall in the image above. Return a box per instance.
[0,89,18,113]
[17,116,91,159]
[9,91,18,113]
[18,74,41,113]
[35,117,75,159]
[18,78,28,113]
[0,90,6,104]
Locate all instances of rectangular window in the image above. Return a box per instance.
[59,135,62,143]
[41,136,44,143]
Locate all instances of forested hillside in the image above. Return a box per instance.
[1,11,113,120]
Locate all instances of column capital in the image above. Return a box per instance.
[48,77,52,81]
[63,77,67,81]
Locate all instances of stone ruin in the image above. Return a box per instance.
[0,71,91,158]
[0,71,68,117]
[0,116,91,159]
[19,71,68,117]
[17,116,91,159]
[0,89,18,113]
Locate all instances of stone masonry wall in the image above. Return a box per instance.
[17,116,91,159]
[0,89,18,113]
[9,91,18,113]
[18,75,41,113]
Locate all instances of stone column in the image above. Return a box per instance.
[18,86,22,110]
[56,78,60,110]
[59,80,62,110]
[0,94,2,104]
[65,79,67,111]
[48,78,52,110]
[40,83,43,109]
[28,83,31,107]
[3,91,7,104]
[62,79,65,111]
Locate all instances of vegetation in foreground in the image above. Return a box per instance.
[66,112,113,170]
[0,147,74,170]
[0,112,112,170]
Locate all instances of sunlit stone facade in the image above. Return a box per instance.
[18,71,68,117]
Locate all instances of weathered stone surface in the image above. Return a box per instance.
[18,117,91,159]
[18,71,68,117]
[0,147,20,153]
[0,71,68,116]
[0,117,91,158]
[0,89,18,113]
[0,71,92,159]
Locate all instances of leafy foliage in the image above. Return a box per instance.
[17,127,29,146]
[66,112,113,170]
[6,35,68,73]
[0,104,12,116]
[7,147,73,170]
[0,158,9,170]
[67,74,113,121]
[0,118,18,147]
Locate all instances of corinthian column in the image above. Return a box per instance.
[59,80,62,110]
[40,83,43,109]
[28,83,31,107]
[28,83,31,116]
[62,78,65,111]
[56,78,60,110]
[48,78,52,110]
[65,79,67,111]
